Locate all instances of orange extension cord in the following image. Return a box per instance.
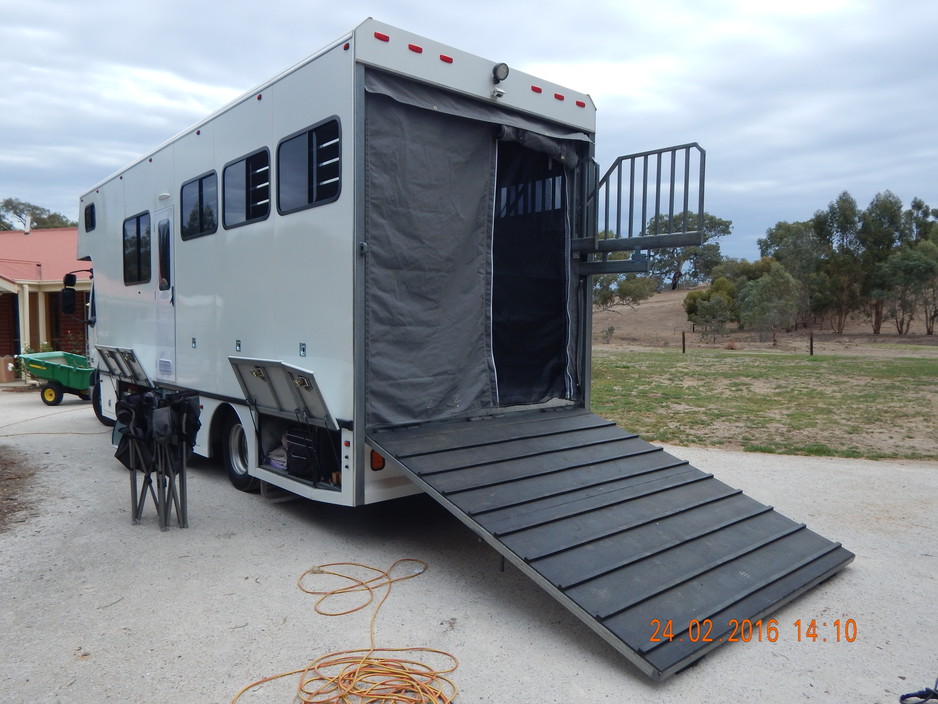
[230,559,458,703]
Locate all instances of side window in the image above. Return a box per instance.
[223,149,270,228]
[158,219,171,291]
[180,172,218,239]
[123,212,151,285]
[277,118,341,215]
[83,203,96,232]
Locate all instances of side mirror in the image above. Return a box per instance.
[61,287,77,315]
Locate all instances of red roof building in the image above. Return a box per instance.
[0,227,91,357]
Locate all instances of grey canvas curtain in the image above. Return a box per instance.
[364,93,498,427]
[363,70,585,428]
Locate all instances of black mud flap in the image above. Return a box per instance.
[366,408,854,680]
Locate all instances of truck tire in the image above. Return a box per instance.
[40,382,64,406]
[92,378,116,427]
[222,412,259,492]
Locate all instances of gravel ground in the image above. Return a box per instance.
[1,386,936,703]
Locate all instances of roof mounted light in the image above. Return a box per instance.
[492,62,509,84]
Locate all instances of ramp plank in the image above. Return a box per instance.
[367,408,853,680]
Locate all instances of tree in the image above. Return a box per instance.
[738,263,800,343]
[817,250,863,333]
[879,241,938,334]
[918,239,938,335]
[758,221,821,327]
[615,275,658,308]
[812,193,863,333]
[646,211,732,290]
[905,197,938,241]
[813,191,861,254]
[858,191,909,333]
[0,198,76,230]
[684,276,738,335]
[593,269,657,310]
[709,257,773,291]
[591,240,658,310]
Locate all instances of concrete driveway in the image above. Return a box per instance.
[0,386,935,703]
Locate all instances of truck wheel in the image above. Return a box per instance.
[222,413,259,492]
[92,378,116,427]
[40,382,64,406]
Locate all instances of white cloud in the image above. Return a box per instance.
[0,0,936,258]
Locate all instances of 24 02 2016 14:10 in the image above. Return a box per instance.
[649,618,858,644]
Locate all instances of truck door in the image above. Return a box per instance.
[154,206,176,382]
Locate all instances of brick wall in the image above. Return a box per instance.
[0,291,89,356]
[49,291,88,354]
[0,293,17,356]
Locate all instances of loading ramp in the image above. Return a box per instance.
[366,408,854,680]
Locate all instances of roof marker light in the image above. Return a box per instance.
[576,100,586,108]
[374,31,390,42]
[554,93,565,101]
[439,54,453,63]
[408,43,423,53]
[343,42,350,50]
[531,85,543,94]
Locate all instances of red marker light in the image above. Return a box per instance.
[374,31,390,42]
[408,43,423,53]
[554,93,565,101]
[576,100,586,108]
[439,54,453,63]
[531,85,543,93]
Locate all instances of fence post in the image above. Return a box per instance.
[682,330,686,354]
[809,330,814,356]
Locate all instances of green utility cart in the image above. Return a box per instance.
[17,351,94,406]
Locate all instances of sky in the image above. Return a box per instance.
[1,0,936,260]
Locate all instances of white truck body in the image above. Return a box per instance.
[78,19,597,507]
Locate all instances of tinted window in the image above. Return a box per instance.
[180,172,218,239]
[83,203,96,232]
[224,149,270,228]
[158,218,171,290]
[123,212,151,285]
[277,119,341,214]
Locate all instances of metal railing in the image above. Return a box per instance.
[576,143,706,275]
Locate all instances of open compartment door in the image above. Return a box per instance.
[228,357,338,430]
[95,345,151,387]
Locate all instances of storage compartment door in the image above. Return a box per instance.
[228,356,337,430]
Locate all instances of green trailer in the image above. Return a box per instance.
[17,351,94,406]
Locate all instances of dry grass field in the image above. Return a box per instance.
[593,287,938,357]
[591,289,938,459]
